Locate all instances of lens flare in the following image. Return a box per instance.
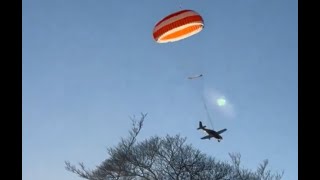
[217,98,226,106]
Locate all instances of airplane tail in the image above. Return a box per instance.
[197,121,206,130]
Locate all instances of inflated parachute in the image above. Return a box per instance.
[153,9,204,43]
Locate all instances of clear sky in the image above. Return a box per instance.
[22,0,297,180]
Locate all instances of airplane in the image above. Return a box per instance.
[197,121,227,142]
[187,74,203,79]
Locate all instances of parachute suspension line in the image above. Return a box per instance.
[178,0,182,9]
[202,95,214,129]
[200,76,214,129]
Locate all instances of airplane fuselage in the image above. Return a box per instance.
[203,129,223,140]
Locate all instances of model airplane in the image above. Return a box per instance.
[197,121,227,142]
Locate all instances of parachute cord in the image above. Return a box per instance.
[200,76,214,129]
[178,0,182,9]
[202,91,214,129]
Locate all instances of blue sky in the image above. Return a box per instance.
[22,0,297,180]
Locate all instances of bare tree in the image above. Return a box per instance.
[65,113,283,180]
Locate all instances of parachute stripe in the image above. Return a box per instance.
[160,24,203,42]
[155,9,191,27]
[153,11,199,32]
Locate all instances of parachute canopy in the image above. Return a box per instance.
[153,9,204,43]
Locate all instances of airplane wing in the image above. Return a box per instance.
[201,135,211,139]
[217,128,227,134]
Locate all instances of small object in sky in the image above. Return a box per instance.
[197,121,227,142]
[188,74,203,79]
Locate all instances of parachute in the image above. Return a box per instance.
[151,6,223,137]
[152,9,204,43]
